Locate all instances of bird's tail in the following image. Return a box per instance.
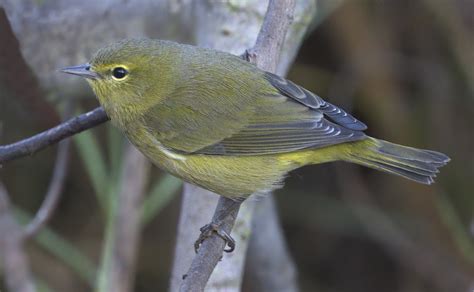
[345,137,450,184]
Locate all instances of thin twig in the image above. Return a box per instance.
[22,138,70,238]
[180,0,296,290]
[22,103,75,238]
[0,107,108,164]
[0,182,36,292]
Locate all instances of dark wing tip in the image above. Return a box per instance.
[349,122,368,131]
[264,72,325,108]
[422,150,451,164]
[264,72,367,131]
[319,103,367,131]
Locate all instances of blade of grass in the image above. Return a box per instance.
[96,156,122,292]
[141,174,182,225]
[105,125,124,214]
[107,124,123,175]
[73,127,109,212]
[96,209,117,292]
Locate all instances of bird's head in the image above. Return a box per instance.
[61,38,180,121]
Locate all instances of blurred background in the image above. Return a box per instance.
[1,0,473,291]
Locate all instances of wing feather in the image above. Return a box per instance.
[264,72,367,131]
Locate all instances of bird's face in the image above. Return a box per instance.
[61,39,178,121]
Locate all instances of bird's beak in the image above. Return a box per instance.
[60,63,99,80]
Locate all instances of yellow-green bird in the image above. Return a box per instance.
[62,38,449,247]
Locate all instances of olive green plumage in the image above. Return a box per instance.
[62,38,450,198]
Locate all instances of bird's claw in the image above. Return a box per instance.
[194,223,235,253]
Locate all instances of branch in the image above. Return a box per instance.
[246,0,296,71]
[0,107,108,164]
[180,197,242,292]
[179,0,296,290]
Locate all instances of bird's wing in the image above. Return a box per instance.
[196,95,366,155]
[143,71,366,156]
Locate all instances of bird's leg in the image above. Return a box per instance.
[194,197,245,253]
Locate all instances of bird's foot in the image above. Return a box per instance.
[194,222,235,253]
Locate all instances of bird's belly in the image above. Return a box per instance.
[123,126,299,198]
[150,150,294,198]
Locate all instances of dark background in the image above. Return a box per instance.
[1,0,473,291]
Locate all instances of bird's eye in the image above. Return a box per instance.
[112,67,128,80]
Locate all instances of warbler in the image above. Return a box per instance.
[62,39,449,244]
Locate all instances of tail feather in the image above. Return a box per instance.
[347,138,450,184]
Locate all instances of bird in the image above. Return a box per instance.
[61,38,450,251]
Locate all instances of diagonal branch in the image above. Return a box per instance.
[246,0,296,72]
[179,0,296,290]
[0,107,108,164]
[180,197,242,292]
